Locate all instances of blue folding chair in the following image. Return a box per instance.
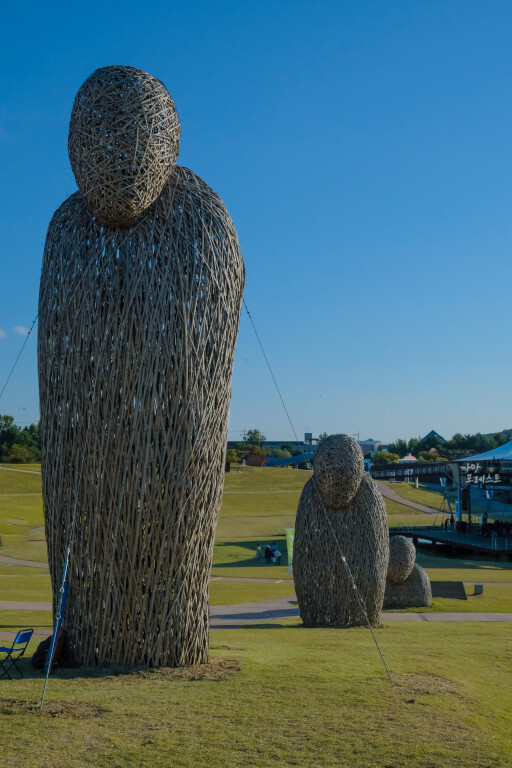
[0,629,33,679]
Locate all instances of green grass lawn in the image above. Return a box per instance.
[2,465,512,766]
[417,550,512,582]
[382,480,450,509]
[0,622,510,768]
[0,463,42,472]
[2,463,512,601]
[384,585,512,613]
[384,497,438,526]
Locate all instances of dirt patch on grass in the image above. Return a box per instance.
[0,698,104,718]
[137,657,241,681]
[53,656,241,682]
[391,672,462,698]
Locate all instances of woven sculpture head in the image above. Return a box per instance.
[387,536,416,584]
[313,434,364,509]
[68,65,181,226]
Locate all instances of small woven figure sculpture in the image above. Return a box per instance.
[383,536,432,609]
[38,66,244,667]
[293,434,389,627]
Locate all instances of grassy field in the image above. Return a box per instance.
[1,465,512,766]
[0,622,511,768]
[2,464,512,597]
[381,480,449,509]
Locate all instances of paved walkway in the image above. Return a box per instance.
[208,596,512,627]
[0,600,52,610]
[376,481,439,515]
[0,466,41,475]
[0,555,49,569]
[1,596,511,640]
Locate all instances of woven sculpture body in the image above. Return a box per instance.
[383,536,432,609]
[293,435,389,627]
[38,67,244,667]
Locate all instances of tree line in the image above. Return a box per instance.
[225,428,310,464]
[0,414,41,463]
[372,430,510,465]
[228,427,512,466]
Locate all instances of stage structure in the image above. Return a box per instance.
[38,66,245,667]
[293,434,389,627]
[383,536,432,609]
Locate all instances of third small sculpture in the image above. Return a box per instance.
[293,434,389,627]
[383,536,432,609]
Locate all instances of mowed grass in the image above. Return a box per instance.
[0,469,47,565]
[0,622,510,768]
[2,463,512,599]
[0,464,42,473]
[384,585,512,613]
[381,480,450,509]
[1,467,512,765]
[384,497,437,526]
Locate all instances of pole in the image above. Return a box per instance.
[40,548,70,709]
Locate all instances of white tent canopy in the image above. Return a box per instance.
[455,438,512,463]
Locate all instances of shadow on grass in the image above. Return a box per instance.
[6,655,242,683]
[213,538,288,569]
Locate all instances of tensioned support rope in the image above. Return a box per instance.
[40,547,70,708]
[0,314,38,404]
[242,298,392,682]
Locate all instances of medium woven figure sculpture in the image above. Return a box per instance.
[68,65,181,226]
[383,536,432,609]
[293,435,389,627]
[38,67,244,667]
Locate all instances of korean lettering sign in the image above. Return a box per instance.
[460,463,501,485]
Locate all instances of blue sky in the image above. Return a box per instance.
[1,0,512,443]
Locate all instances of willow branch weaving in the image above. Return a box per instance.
[68,66,181,226]
[38,66,244,667]
[383,536,432,609]
[293,434,389,627]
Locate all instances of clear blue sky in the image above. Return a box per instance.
[1,0,512,444]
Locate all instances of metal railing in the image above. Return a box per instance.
[492,538,512,551]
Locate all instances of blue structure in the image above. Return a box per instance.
[265,452,316,468]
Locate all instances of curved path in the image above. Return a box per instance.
[208,597,512,627]
[0,554,49,569]
[2,596,511,638]
[0,466,41,475]
[376,481,440,515]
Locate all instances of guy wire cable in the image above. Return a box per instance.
[0,314,38,404]
[242,297,392,682]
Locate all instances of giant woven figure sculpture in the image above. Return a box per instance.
[38,66,245,667]
[293,434,389,626]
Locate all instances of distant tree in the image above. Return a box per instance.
[0,414,41,462]
[8,443,34,463]
[270,448,291,459]
[281,444,294,454]
[417,451,436,463]
[243,429,266,445]
[318,432,328,442]
[226,449,239,463]
[372,451,400,465]
[445,432,492,454]
[234,442,266,461]
[388,439,408,457]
